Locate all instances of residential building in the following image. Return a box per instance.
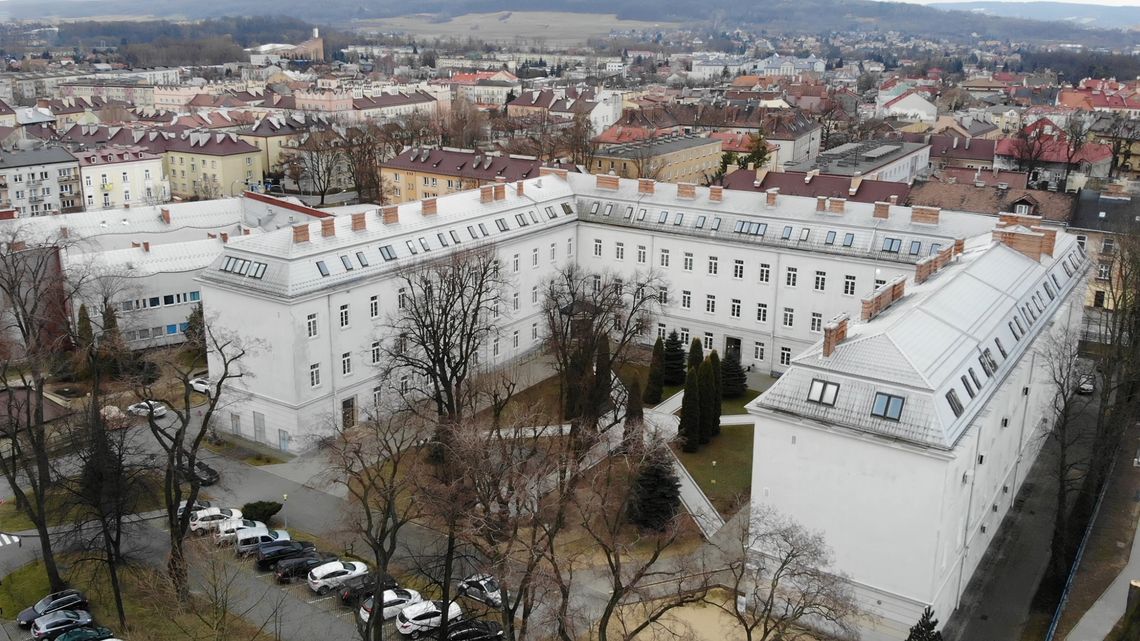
[379,148,545,204]
[590,135,722,183]
[1068,187,1138,336]
[164,132,264,200]
[877,90,938,123]
[75,146,169,210]
[786,140,931,184]
[238,114,331,175]
[994,119,1113,190]
[351,92,439,122]
[900,133,998,172]
[0,148,82,215]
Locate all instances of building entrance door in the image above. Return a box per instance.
[725,336,742,363]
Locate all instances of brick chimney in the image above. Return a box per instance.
[954,238,965,255]
[709,185,723,202]
[382,206,399,224]
[493,183,506,201]
[1032,226,1057,257]
[828,197,846,214]
[766,188,779,207]
[351,212,367,230]
[219,233,228,244]
[889,194,898,205]
[596,174,620,190]
[638,178,655,194]
[822,313,849,358]
[142,241,150,252]
[910,205,941,225]
[160,207,171,225]
[480,185,494,203]
[677,182,696,199]
[321,217,335,237]
[292,224,310,243]
[914,255,936,284]
[422,198,437,216]
[516,181,525,197]
[539,166,568,180]
[873,201,890,219]
[994,227,1044,261]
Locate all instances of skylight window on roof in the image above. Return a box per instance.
[735,221,746,233]
[419,238,431,252]
[843,233,855,247]
[515,213,529,226]
[695,215,706,229]
[961,375,976,399]
[249,262,267,279]
[221,257,235,272]
[882,238,902,253]
[946,390,964,418]
[236,260,250,275]
[467,226,478,240]
[479,223,490,237]
[589,202,600,215]
[437,233,449,247]
[495,219,509,232]
[781,226,793,240]
[379,245,396,261]
[969,368,982,390]
[603,204,613,216]
[711,218,721,231]
[637,209,647,221]
[929,243,942,255]
[806,379,840,406]
[561,202,574,216]
[800,228,810,242]
[450,230,461,244]
[624,206,633,219]
[340,255,354,270]
[825,231,836,245]
[909,241,921,255]
[674,213,684,225]
[356,252,369,267]
[545,206,556,219]
[657,211,668,224]
[406,240,418,254]
[980,350,998,376]
[871,392,905,421]
[529,211,539,224]
[316,260,330,277]
[750,222,766,236]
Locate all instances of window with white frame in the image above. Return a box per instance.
[783,307,795,327]
[683,252,693,271]
[371,341,381,364]
[339,304,350,327]
[615,242,625,260]
[844,275,856,296]
[370,295,379,319]
[814,271,826,291]
[756,303,768,322]
[309,363,321,387]
[637,245,646,263]
[681,290,691,309]
[532,248,539,267]
[708,256,718,275]
[593,239,602,256]
[703,333,713,349]
[807,379,840,406]
[810,312,822,332]
[658,287,669,305]
[342,353,352,376]
[733,259,744,279]
[785,266,797,287]
[660,249,670,267]
[779,347,792,366]
[306,313,318,338]
[754,342,765,360]
[759,263,770,283]
[731,299,741,318]
[705,295,716,313]
[680,328,690,344]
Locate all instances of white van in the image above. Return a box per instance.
[213,519,265,546]
[234,528,290,557]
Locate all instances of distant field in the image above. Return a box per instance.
[354,11,677,45]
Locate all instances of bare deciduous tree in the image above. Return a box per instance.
[293,129,347,206]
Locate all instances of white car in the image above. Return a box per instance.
[395,600,463,638]
[177,499,211,519]
[358,588,423,623]
[189,507,242,534]
[127,400,168,418]
[213,518,265,545]
[457,573,503,608]
[189,378,212,395]
[1077,375,1095,395]
[307,560,369,595]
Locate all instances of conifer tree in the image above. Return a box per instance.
[709,350,722,437]
[721,352,748,399]
[76,304,94,349]
[643,336,665,405]
[698,358,717,445]
[905,607,943,641]
[628,440,681,531]
[679,365,701,453]
[688,338,704,373]
[662,331,686,385]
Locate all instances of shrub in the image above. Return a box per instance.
[241,500,283,524]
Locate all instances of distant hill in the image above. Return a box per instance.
[931,1,1140,32]
[2,0,1138,46]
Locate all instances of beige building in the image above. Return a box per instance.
[1070,187,1136,319]
[76,146,169,210]
[590,135,722,184]
[164,132,264,200]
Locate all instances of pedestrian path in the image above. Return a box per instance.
[0,533,20,548]
[1066,492,1140,640]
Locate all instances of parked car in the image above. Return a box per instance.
[457,574,502,608]
[358,588,423,623]
[256,540,316,570]
[126,400,167,418]
[189,507,241,534]
[1078,375,1095,395]
[31,610,93,640]
[18,590,88,627]
[189,378,212,395]
[178,461,219,487]
[338,572,398,606]
[307,560,369,595]
[395,600,463,638]
[56,627,118,641]
[177,499,211,519]
[213,519,265,546]
[274,553,332,583]
[235,528,290,557]
[443,620,504,641]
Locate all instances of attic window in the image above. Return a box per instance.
[437,233,449,247]
[560,202,574,216]
[529,211,539,224]
[340,255,354,271]
[624,206,633,219]
[980,349,998,376]
[589,202,600,215]
[467,225,479,240]
[711,217,722,231]
[495,218,510,232]
[316,260,330,277]
[799,228,811,242]
[674,213,684,226]
[450,230,461,244]
[545,206,557,219]
[909,241,922,255]
[695,215,706,229]
[657,211,668,224]
[806,379,840,406]
[929,243,943,255]
[882,238,902,253]
[637,208,647,221]
[781,226,793,240]
[843,233,855,247]
[825,231,836,245]
[356,252,369,267]
[379,245,397,261]
[603,204,613,216]
[515,213,529,226]
[871,392,905,421]
[946,390,965,418]
[406,240,418,255]
[249,262,267,279]
[479,223,490,237]
[418,238,430,252]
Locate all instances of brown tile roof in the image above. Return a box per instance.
[381,147,543,182]
[906,181,1074,222]
[722,169,910,204]
[164,131,260,156]
[353,91,436,110]
[938,167,1028,190]
[899,132,996,162]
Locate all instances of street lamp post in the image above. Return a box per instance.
[282,493,288,529]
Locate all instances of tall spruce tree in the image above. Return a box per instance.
[721,352,747,399]
[698,358,717,445]
[76,304,94,349]
[709,350,722,437]
[662,331,686,385]
[628,441,681,531]
[905,607,943,641]
[688,338,704,373]
[679,365,701,453]
[643,336,665,405]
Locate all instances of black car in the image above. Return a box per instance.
[255,541,316,570]
[443,620,504,641]
[179,461,219,487]
[274,552,333,583]
[56,627,116,641]
[337,572,398,607]
[17,590,88,628]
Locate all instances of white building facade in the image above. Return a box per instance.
[77,147,170,210]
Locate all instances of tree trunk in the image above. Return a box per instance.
[103,524,127,628]
[169,532,190,600]
[35,516,65,592]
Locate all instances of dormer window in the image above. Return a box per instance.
[946,390,965,417]
[806,379,840,406]
[871,392,905,421]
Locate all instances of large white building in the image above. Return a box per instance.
[196,173,1085,640]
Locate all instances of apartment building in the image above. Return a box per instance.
[165,132,264,200]
[380,148,544,204]
[787,140,931,184]
[0,148,82,215]
[590,135,722,184]
[1069,186,1137,340]
[76,146,169,210]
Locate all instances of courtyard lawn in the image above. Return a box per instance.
[672,423,754,518]
[721,389,761,416]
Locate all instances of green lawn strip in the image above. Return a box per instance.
[671,423,754,518]
[0,476,164,532]
[0,559,50,616]
[721,389,761,416]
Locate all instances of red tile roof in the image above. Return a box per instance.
[381,147,542,182]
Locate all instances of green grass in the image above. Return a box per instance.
[0,476,165,532]
[672,423,754,518]
[0,559,51,616]
[721,389,761,416]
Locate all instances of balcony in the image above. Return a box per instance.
[100,182,114,192]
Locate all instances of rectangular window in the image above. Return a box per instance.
[909,241,922,256]
[754,342,765,360]
[708,256,718,275]
[637,245,646,264]
[658,287,669,305]
[995,338,1008,358]
[680,328,690,344]
[785,267,798,287]
[370,296,379,319]
[533,323,540,340]
[372,341,381,364]
[779,347,792,366]
[703,332,713,349]
[340,255,354,271]
[681,290,692,309]
[969,367,983,390]
[683,252,693,271]
[309,363,321,388]
[705,295,716,313]
[379,245,397,261]
[946,390,965,417]
[731,299,741,318]
[593,239,602,257]
[814,271,826,291]
[342,353,352,376]
[660,249,670,267]
[807,379,840,406]
[339,304,349,328]
[871,392,905,420]
[882,238,902,253]
[843,233,855,247]
[398,287,407,309]
[306,313,318,338]
[825,231,836,245]
[756,303,768,323]
[782,307,795,328]
[980,350,998,376]
[781,225,793,240]
[512,330,519,348]
[810,312,822,332]
[615,242,625,260]
[495,219,509,232]
[759,264,770,283]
